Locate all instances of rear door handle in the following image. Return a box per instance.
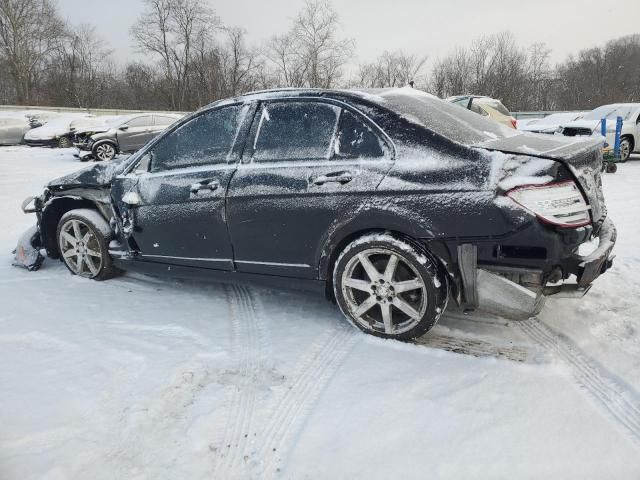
[311,171,353,185]
[190,180,220,194]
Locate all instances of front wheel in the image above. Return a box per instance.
[93,142,116,161]
[333,234,449,341]
[56,209,117,280]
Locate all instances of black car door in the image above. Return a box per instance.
[226,99,394,279]
[112,103,251,270]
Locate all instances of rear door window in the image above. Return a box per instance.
[126,116,153,128]
[154,115,179,126]
[252,102,340,162]
[334,109,384,159]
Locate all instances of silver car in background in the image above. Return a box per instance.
[0,117,31,145]
[74,113,183,161]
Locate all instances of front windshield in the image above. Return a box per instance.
[583,105,638,121]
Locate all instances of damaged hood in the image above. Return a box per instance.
[475,132,603,161]
[48,156,130,188]
[72,125,111,136]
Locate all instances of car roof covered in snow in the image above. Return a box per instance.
[202,87,521,145]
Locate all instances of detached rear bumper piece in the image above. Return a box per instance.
[567,217,616,288]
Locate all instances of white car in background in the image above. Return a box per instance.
[23,113,95,148]
[559,103,640,161]
[519,112,586,134]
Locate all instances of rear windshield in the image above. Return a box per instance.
[378,89,520,145]
[474,98,510,116]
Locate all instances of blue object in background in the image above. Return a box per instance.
[601,117,607,142]
[614,116,623,158]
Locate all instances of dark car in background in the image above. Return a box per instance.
[73,113,183,161]
[20,88,615,340]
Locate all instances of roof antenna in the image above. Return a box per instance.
[409,80,415,88]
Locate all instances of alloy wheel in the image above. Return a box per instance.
[58,219,103,278]
[95,143,115,161]
[341,248,428,335]
[620,139,631,162]
[58,136,72,148]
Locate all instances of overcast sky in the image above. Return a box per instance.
[58,0,640,68]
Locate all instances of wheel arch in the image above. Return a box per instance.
[92,138,118,154]
[40,196,111,258]
[319,218,454,301]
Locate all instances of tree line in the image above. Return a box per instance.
[1,0,639,112]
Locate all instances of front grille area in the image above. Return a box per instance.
[562,127,593,136]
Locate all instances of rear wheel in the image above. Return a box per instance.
[619,137,632,162]
[56,209,117,280]
[333,234,449,341]
[93,142,116,161]
[58,136,73,148]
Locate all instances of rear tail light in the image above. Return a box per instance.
[506,181,591,228]
[510,117,517,129]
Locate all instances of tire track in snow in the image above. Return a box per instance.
[213,284,268,478]
[252,325,358,478]
[519,318,640,445]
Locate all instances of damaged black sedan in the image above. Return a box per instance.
[18,88,616,340]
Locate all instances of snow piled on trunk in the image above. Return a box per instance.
[0,146,639,479]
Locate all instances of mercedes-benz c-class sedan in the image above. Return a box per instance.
[19,88,616,340]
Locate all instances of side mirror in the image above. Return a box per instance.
[119,125,129,131]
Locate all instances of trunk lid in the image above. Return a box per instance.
[478,133,607,224]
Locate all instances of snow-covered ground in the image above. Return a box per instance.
[1,146,639,479]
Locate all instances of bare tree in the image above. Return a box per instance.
[267,0,354,88]
[526,42,553,110]
[429,32,530,110]
[131,0,219,110]
[219,27,262,96]
[0,0,66,104]
[44,25,114,107]
[357,50,427,88]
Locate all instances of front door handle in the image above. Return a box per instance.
[311,171,353,186]
[190,180,220,194]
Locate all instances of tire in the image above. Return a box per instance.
[56,209,118,280]
[333,233,449,341]
[58,136,73,148]
[619,137,632,162]
[93,142,117,161]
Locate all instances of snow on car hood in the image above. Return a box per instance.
[48,156,130,188]
[72,125,111,135]
[476,131,603,160]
